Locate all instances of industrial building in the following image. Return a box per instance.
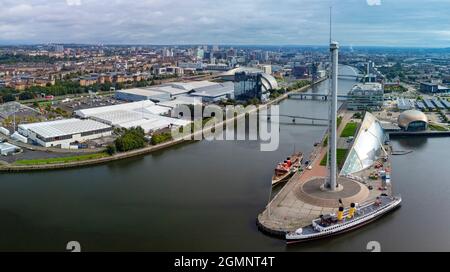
[114,81,234,103]
[115,88,171,102]
[440,99,450,109]
[423,99,436,110]
[432,99,446,110]
[347,83,384,111]
[397,110,428,132]
[189,82,234,102]
[0,127,10,136]
[75,101,190,133]
[420,82,450,94]
[11,132,28,143]
[18,119,113,148]
[397,98,415,110]
[0,142,20,156]
[416,101,426,110]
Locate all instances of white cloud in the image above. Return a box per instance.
[0,0,449,47]
[66,0,82,6]
[367,0,381,6]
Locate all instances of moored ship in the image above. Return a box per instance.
[272,152,303,186]
[286,195,402,244]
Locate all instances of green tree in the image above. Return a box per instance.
[19,91,33,100]
[2,94,16,102]
[106,144,117,155]
[114,127,146,152]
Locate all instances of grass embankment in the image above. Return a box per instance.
[320,149,348,167]
[15,153,109,165]
[429,124,449,132]
[340,122,358,137]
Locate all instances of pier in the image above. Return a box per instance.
[257,111,394,237]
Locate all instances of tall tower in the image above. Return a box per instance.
[326,41,339,191]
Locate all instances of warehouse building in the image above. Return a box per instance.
[0,142,20,156]
[189,82,234,102]
[420,82,450,94]
[75,101,190,133]
[115,81,234,102]
[115,88,171,102]
[397,98,415,110]
[0,127,10,136]
[18,119,113,148]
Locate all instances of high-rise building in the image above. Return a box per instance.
[196,48,204,60]
[162,47,173,57]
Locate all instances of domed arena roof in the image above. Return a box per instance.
[398,110,428,128]
[221,67,279,91]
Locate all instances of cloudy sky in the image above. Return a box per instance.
[0,0,449,47]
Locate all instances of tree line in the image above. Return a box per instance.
[0,75,179,104]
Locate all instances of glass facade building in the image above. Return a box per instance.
[347,83,384,111]
[234,72,264,101]
[341,112,386,176]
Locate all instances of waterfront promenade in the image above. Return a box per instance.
[257,111,392,237]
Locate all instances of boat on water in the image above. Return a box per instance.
[286,195,402,244]
[272,152,303,187]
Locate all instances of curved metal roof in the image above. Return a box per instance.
[398,110,428,128]
[261,73,278,91]
[221,67,262,76]
[221,67,278,91]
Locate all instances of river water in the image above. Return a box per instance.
[0,66,449,252]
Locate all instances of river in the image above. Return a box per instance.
[0,66,448,251]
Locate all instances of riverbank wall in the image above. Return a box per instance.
[0,78,325,173]
[389,131,450,138]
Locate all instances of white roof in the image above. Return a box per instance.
[74,101,190,133]
[134,105,170,115]
[75,100,155,118]
[0,142,18,150]
[149,86,189,96]
[190,82,234,98]
[157,96,202,109]
[168,81,218,91]
[352,83,383,92]
[89,110,144,125]
[118,115,190,133]
[116,88,169,97]
[18,119,111,139]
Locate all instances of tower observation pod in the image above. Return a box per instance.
[326,41,339,191]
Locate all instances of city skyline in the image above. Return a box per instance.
[1,0,450,47]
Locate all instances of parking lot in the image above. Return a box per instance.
[56,94,125,114]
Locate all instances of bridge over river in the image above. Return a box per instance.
[288,93,351,101]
